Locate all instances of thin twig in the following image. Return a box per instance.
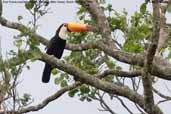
[115,96,134,114]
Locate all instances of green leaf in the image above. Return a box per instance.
[105,60,116,69]
[17,15,23,21]
[68,89,79,97]
[20,93,32,106]
[14,39,22,48]
[44,0,49,6]
[54,75,64,85]
[107,4,113,12]
[28,36,40,48]
[25,0,35,10]
[140,3,147,14]
[77,7,86,15]
[60,80,68,87]
[11,66,18,77]
[31,48,41,61]
[116,66,122,70]
[123,40,144,53]
[51,69,58,75]
[167,4,171,13]
[80,85,90,94]
[103,75,113,82]
[23,93,31,101]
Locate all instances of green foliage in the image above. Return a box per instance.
[68,84,93,102]
[25,0,35,10]
[107,13,127,31]
[55,73,70,87]
[25,0,50,27]
[11,66,19,77]
[80,84,90,93]
[140,3,147,14]
[14,39,23,48]
[0,0,50,109]
[55,74,64,85]
[103,75,113,82]
[51,69,58,75]
[123,40,144,53]
[18,93,32,106]
[105,5,128,31]
[61,3,127,102]
[30,47,41,61]
[65,1,155,103]
[68,89,79,97]
[167,3,171,13]
[60,80,68,87]
[17,15,23,21]
[123,11,152,53]
[165,40,171,59]
[13,25,41,62]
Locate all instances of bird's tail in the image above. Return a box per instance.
[42,64,52,83]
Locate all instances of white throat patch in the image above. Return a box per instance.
[58,26,68,40]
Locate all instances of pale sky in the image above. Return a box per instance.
[1,0,171,114]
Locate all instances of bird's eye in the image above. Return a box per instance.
[64,23,67,27]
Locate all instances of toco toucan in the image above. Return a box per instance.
[42,22,93,83]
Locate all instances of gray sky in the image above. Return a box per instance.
[1,0,171,114]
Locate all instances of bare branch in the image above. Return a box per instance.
[154,88,171,100]
[115,96,134,114]
[0,82,81,114]
[155,84,171,105]
[131,77,141,91]
[18,82,81,113]
[97,92,117,114]
[134,103,146,114]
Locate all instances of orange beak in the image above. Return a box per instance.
[65,22,93,32]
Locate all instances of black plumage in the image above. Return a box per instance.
[42,24,66,83]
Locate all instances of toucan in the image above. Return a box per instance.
[42,22,93,83]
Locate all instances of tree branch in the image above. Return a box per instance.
[0,82,81,114]
[1,14,171,81]
[97,92,117,114]
[95,69,142,79]
[65,41,96,51]
[115,96,134,114]
[40,52,163,114]
[155,2,168,55]
[153,88,171,102]
[0,17,49,46]
[18,82,81,113]
[0,50,164,114]
[142,1,161,113]
[78,0,117,49]
[0,16,167,77]
[0,50,33,71]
